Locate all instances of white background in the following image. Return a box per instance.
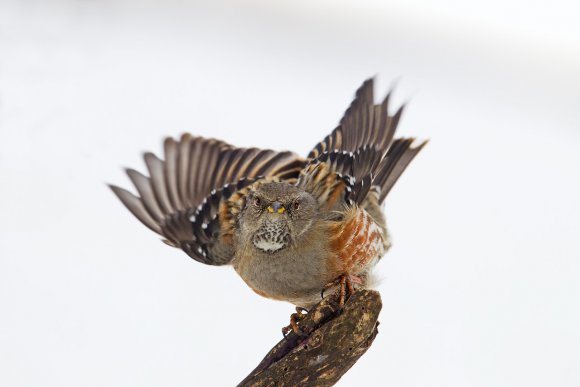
[1,1,579,386]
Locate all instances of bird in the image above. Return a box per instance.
[109,78,427,335]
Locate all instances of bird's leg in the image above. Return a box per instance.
[282,306,309,337]
[338,275,347,306]
[321,274,361,307]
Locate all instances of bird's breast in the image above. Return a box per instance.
[233,224,330,305]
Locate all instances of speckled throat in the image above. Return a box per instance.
[252,220,290,253]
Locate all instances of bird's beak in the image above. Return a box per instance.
[267,201,285,214]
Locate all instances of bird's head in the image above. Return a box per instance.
[238,181,318,253]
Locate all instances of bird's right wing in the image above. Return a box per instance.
[109,134,305,265]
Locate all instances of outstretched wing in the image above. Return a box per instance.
[308,78,402,160]
[297,147,381,210]
[302,78,427,206]
[109,134,305,265]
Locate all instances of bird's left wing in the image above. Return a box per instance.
[109,134,305,265]
[302,78,426,206]
[296,147,382,211]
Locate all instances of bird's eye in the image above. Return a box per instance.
[254,197,261,206]
[293,200,301,210]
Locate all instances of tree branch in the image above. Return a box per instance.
[238,290,382,387]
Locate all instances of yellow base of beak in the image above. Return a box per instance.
[267,206,285,214]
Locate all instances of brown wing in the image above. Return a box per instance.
[109,134,305,265]
[304,78,427,205]
[297,147,381,210]
[308,78,402,160]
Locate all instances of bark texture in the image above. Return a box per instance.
[238,290,382,387]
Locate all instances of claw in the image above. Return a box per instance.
[281,307,309,338]
[281,325,292,337]
[321,274,359,307]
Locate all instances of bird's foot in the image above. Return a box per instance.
[281,306,309,338]
[321,274,361,307]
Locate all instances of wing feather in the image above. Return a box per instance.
[302,78,426,206]
[125,168,164,222]
[375,138,428,202]
[144,152,174,214]
[108,185,161,234]
[163,138,181,210]
[110,134,305,265]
